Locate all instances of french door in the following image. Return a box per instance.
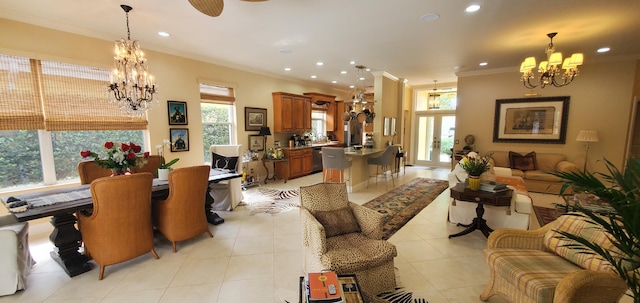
[413,113,456,167]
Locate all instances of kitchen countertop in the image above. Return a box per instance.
[344,146,386,156]
[280,141,342,150]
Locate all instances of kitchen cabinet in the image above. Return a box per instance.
[275,148,313,179]
[273,92,311,133]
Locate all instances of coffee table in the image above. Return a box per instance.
[448,182,513,238]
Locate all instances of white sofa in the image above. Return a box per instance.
[448,162,532,230]
[209,145,244,211]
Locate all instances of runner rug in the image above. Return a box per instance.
[363,177,449,240]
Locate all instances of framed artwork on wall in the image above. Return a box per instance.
[168,101,188,125]
[170,128,190,152]
[493,96,570,144]
[383,117,390,136]
[249,134,265,151]
[245,107,267,131]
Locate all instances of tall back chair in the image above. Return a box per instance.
[134,155,165,177]
[77,161,112,184]
[152,165,213,252]
[77,173,159,280]
[366,145,398,189]
[300,183,397,297]
[321,147,352,185]
[209,145,243,211]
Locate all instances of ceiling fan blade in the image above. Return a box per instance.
[188,0,224,17]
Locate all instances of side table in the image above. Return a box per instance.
[262,157,288,184]
[299,274,364,303]
[449,183,512,238]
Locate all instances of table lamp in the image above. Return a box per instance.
[258,126,271,149]
[576,129,599,172]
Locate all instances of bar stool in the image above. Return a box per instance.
[367,145,398,189]
[321,147,352,187]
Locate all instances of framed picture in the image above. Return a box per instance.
[168,101,188,125]
[391,117,397,136]
[170,128,190,152]
[245,107,267,131]
[383,117,390,136]
[493,96,570,144]
[249,134,265,151]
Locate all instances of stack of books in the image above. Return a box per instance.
[304,271,344,303]
[480,181,509,193]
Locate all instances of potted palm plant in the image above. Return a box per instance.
[157,158,179,181]
[549,157,640,302]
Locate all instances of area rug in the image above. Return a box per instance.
[363,177,449,240]
[241,187,300,215]
[533,205,565,226]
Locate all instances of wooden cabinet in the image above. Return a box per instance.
[273,92,311,133]
[275,148,313,179]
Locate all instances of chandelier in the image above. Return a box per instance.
[108,4,157,117]
[520,32,584,89]
[350,65,369,105]
[428,80,440,109]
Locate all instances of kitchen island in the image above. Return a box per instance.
[321,146,386,191]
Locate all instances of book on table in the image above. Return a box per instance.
[305,271,343,302]
[479,181,508,193]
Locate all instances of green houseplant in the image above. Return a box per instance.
[549,157,640,302]
[157,158,179,180]
[159,158,180,170]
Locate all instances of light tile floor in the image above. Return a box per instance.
[1,166,630,303]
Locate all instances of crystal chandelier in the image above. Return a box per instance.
[108,4,157,117]
[350,65,368,105]
[428,80,440,109]
[520,32,584,89]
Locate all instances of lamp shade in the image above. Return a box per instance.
[258,126,271,136]
[576,130,599,142]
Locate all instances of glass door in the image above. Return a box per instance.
[414,114,456,167]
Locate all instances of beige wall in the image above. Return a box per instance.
[373,74,399,146]
[0,18,350,170]
[455,59,639,171]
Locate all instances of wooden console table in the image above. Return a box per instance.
[448,182,512,238]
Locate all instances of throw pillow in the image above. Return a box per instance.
[313,207,361,237]
[212,152,239,172]
[509,151,537,171]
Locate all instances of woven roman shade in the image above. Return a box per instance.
[40,61,147,131]
[199,83,235,103]
[0,56,45,130]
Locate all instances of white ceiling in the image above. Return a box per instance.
[1,0,640,91]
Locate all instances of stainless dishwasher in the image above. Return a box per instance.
[312,147,323,173]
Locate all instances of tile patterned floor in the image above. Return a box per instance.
[1,167,631,303]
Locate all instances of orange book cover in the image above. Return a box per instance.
[307,271,341,301]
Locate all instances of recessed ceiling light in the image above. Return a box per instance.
[350,61,356,65]
[284,67,291,71]
[419,13,440,22]
[311,75,317,79]
[316,61,324,66]
[454,65,465,69]
[466,4,481,12]
[349,85,355,88]
[479,62,488,66]
[359,77,365,81]
[158,31,170,37]
[279,49,292,54]
[597,47,610,53]
[332,80,337,84]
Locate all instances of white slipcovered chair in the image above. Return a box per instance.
[209,145,243,211]
[0,215,35,296]
[448,160,532,230]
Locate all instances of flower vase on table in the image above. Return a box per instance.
[468,175,481,191]
[81,141,149,177]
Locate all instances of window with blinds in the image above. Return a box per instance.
[200,82,236,163]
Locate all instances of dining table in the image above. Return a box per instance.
[0,169,241,277]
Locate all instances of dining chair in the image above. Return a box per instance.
[366,145,398,189]
[77,173,159,280]
[134,155,165,177]
[208,145,243,211]
[77,161,112,185]
[152,165,213,252]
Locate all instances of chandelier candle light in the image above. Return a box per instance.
[108,4,157,117]
[520,32,584,89]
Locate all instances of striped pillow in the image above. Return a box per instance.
[543,214,624,272]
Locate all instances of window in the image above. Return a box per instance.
[415,90,457,111]
[199,83,236,163]
[0,54,145,192]
[311,110,327,141]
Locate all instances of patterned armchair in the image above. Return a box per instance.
[300,182,397,297]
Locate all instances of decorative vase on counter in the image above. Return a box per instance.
[158,168,170,181]
[468,175,481,191]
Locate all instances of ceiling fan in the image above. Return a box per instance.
[188,0,267,17]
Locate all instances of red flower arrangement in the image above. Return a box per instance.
[81,142,149,174]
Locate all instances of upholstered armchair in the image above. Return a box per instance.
[481,215,628,303]
[209,145,243,211]
[77,173,159,280]
[0,215,35,296]
[448,160,532,230]
[152,165,213,252]
[300,183,397,297]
